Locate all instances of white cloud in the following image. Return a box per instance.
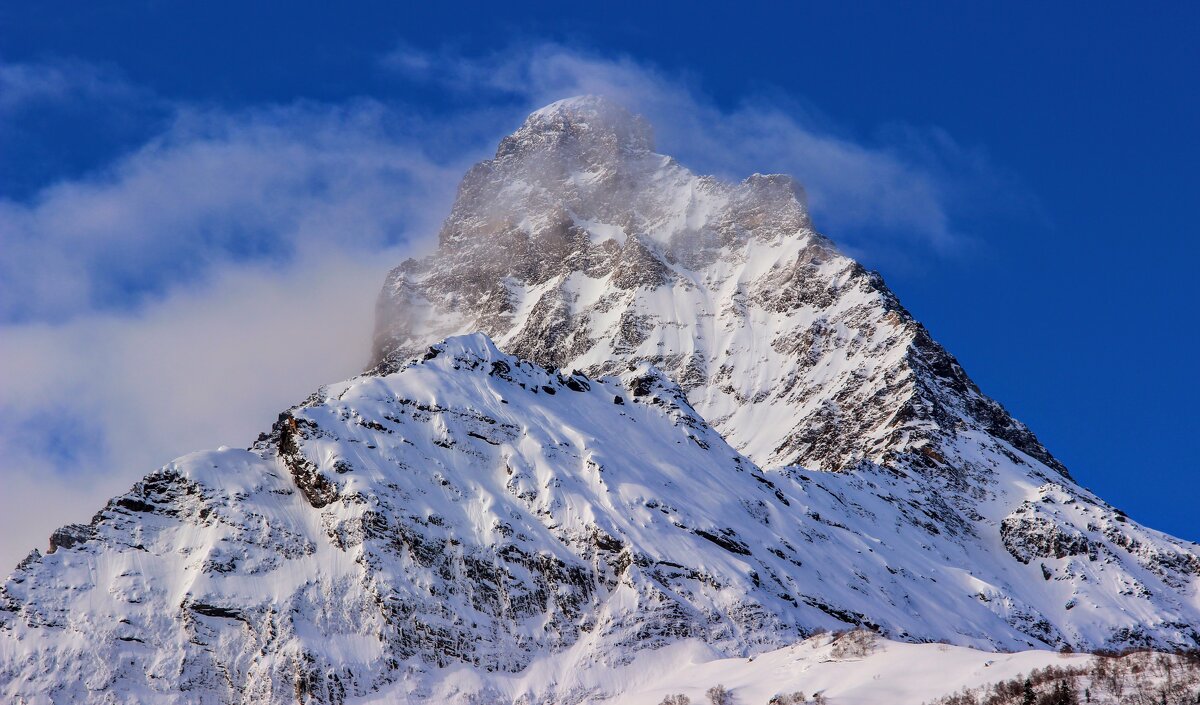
[0,100,469,322]
[0,58,142,115]
[0,249,398,567]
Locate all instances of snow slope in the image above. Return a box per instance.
[2,335,1198,703]
[355,633,1098,705]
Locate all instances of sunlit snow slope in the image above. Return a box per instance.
[355,632,1100,705]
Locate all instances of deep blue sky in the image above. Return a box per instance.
[3,2,1197,541]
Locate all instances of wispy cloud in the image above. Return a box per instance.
[382,41,1030,257]
[0,58,170,199]
[0,100,470,323]
[0,58,143,114]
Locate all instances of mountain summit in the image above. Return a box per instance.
[372,95,1055,477]
[504,95,656,154]
[3,98,1199,704]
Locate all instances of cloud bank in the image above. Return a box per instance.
[0,101,467,322]
[0,252,387,562]
[0,44,1018,568]
[0,96,477,567]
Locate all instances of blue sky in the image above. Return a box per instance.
[1,2,1197,564]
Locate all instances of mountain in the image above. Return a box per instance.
[3,97,1199,705]
[372,96,1060,477]
[371,96,1200,647]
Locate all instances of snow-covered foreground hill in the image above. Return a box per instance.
[361,633,1094,705]
[3,98,1199,704]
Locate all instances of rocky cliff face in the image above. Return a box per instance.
[3,97,1199,705]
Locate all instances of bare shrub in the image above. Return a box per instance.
[658,695,690,705]
[705,684,732,705]
[830,629,878,660]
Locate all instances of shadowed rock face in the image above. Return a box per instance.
[372,95,1062,480]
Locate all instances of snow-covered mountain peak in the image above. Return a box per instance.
[5,99,1200,704]
[507,94,655,154]
[373,99,1049,480]
[434,97,811,258]
[424,330,506,363]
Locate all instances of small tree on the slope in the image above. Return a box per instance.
[830,629,878,660]
[768,692,806,705]
[705,684,732,705]
[658,695,690,705]
[1022,678,1037,705]
[1036,680,1078,705]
